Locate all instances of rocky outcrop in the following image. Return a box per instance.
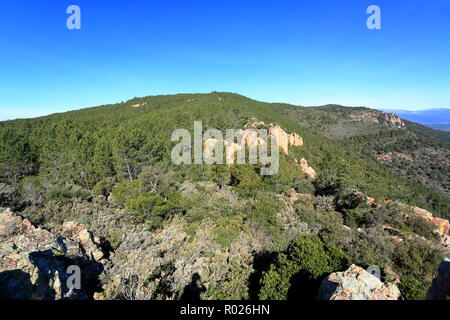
[289,132,303,147]
[98,217,263,300]
[384,113,405,129]
[427,258,450,300]
[269,126,290,155]
[287,189,313,203]
[0,209,106,300]
[203,123,305,162]
[366,198,449,237]
[348,112,381,124]
[347,111,405,129]
[131,103,146,108]
[317,265,401,300]
[376,152,413,163]
[203,138,219,159]
[269,126,303,155]
[297,158,316,179]
[410,206,449,236]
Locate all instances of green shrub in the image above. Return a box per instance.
[213,216,247,247]
[399,275,428,300]
[46,184,90,204]
[246,198,280,231]
[19,176,44,206]
[403,216,439,241]
[342,207,372,229]
[93,177,116,197]
[111,180,140,206]
[127,193,164,217]
[259,235,348,300]
[292,178,315,194]
[313,171,341,196]
[138,166,179,198]
[152,192,182,218]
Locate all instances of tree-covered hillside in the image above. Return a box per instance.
[1,92,448,218]
[0,92,448,300]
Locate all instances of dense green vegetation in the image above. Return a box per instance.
[0,92,448,300]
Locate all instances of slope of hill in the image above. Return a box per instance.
[282,105,450,199]
[0,92,448,300]
[381,108,450,132]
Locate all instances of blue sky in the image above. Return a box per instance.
[1,0,450,120]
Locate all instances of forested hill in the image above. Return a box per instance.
[1,92,449,301]
[1,92,448,217]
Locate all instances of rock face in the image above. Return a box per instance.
[367,197,450,239]
[376,152,413,163]
[202,123,306,162]
[317,265,401,300]
[347,111,405,129]
[298,158,316,179]
[410,206,449,236]
[427,258,450,300]
[0,209,105,300]
[98,217,262,300]
[268,126,303,155]
[384,113,405,129]
[348,111,381,124]
[203,138,218,159]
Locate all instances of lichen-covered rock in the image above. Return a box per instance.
[97,217,261,300]
[317,265,401,300]
[427,258,450,300]
[0,209,105,300]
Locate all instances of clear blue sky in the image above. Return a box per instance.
[1,0,450,120]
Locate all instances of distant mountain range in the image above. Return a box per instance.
[379,108,450,131]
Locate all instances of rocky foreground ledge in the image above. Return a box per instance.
[317,265,401,300]
[0,208,448,300]
[0,208,107,299]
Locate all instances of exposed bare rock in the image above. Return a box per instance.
[60,221,86,238]
[348,111,380,124]
[384,113,405,128]
[203,138,219,159]
[298,158,316,179]
[224,141,242,164]
[0,209,105,300]
[203,123,304,162]
[427,258,450,300]
[269,126,290,155]
[131,103,146,108]
[376,152,413,163]
[287,189,313,203]
[410,206,449,236]
[98,217,263,300]
[366,197,449,238]
[246,121,266,128]
[317,265,401,300]
[347,111,405,128]
[289,132,304,147]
